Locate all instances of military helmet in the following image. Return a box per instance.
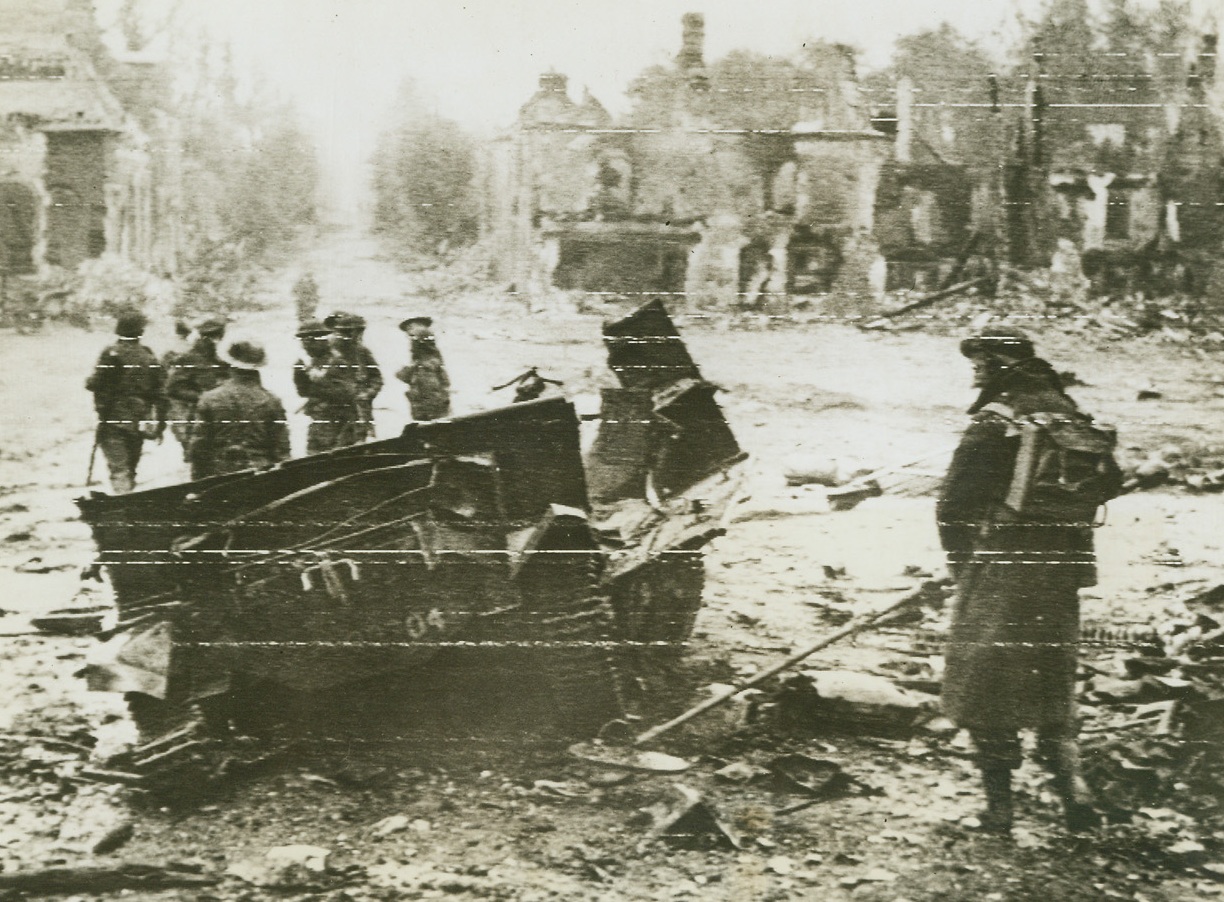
[296,319,330,338]
[220,340,268,370]
[960,325,1034,362]
[398,315,433,332]
[195,316,228,338]
[115,309,148,338]
[324,311,365,333]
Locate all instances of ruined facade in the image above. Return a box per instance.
[875,30,1224,296]
[483,14,890,312]
[0,0,180,280]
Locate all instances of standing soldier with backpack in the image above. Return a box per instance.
[85,310,167,494]
[165,316,229,460]
[395,315,451,422]
[189,340,291,480]
[325,312,382,441]
[938,325,1121,834]
[293,320,362,453]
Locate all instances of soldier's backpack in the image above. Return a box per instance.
[984,404,1123,526]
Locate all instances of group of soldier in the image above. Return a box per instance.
[86,296,452,495]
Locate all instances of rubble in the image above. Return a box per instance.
[646,784,741,851]
[766,670,936,737]
[226,844,344,890]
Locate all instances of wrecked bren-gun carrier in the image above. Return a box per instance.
[77,300,744,784]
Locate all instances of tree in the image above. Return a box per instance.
[370,81,480,258]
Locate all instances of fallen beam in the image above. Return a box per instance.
[874,276,992,321]
[0,862,217,896]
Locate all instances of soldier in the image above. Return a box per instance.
[85,310,167,494]
[325,312,383,441]
[938,325,1109,834]
[293,272,320,324]
[395,315,451,421]
[293,319,363,453]
[189,340,291,480]
[161,320,193,449]
[166,316,229,458]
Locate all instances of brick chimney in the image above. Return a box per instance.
[539,72,568,94]
[678,13,704,70]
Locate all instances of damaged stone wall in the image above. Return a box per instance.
[482,15,890,313]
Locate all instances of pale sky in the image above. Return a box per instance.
[111,0,1222,221]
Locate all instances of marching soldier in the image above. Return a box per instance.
[395,315,451,422]
[293,320,363,453]
[85,310,167,494]
[189,340,291,480]
[165,316,229,459]
[325,312,382,441]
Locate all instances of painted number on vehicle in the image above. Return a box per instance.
[405,608,446,640]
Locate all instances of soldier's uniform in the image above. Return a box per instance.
[939,326,1102,833]
[325,312,383,441]
[189,341,291,480]
[86,312,166,494]
[293,320,363,453]
[395,317,451,422]
[165,319,229,457]
[161,322,194,449]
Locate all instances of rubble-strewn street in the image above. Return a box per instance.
[1,231,1223,900]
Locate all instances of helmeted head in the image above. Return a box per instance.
[195,317,227,341]
[398,315,433,341]
[220,340,267,371]
[960,325,1034,387]
[325,311,365,342]
[296,320,331,356]
[115,309,148,339]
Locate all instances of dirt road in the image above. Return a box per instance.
[1,230,1222,900]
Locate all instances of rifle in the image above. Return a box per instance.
[85,395,116,488]
[85,424,101,487]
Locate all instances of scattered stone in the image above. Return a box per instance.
[1201,863,1224,881]
[771,670,935,736]
[91,822,134,855]
[768,754,854,800]
[767,856,794,876]
[713,762,768,784]
[647,784,741,851]
[227,845,332,889]
[371,815,410,837]
[586,771,633,788]
[1168,840,1207,865]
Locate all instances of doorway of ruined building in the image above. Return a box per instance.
[737,238,772,306]
[0,182,37,275]
[786,226,842,295]
[551,237,690,296]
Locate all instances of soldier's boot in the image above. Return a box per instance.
[1041,737,1100,832]
[978,766,1014,834]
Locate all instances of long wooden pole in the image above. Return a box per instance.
[632,585,937,747]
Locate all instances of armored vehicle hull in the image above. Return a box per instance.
[76,301,743,785]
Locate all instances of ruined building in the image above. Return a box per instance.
[0,0,180,279]
[483,14,890,312]
[873,28,1224,296]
